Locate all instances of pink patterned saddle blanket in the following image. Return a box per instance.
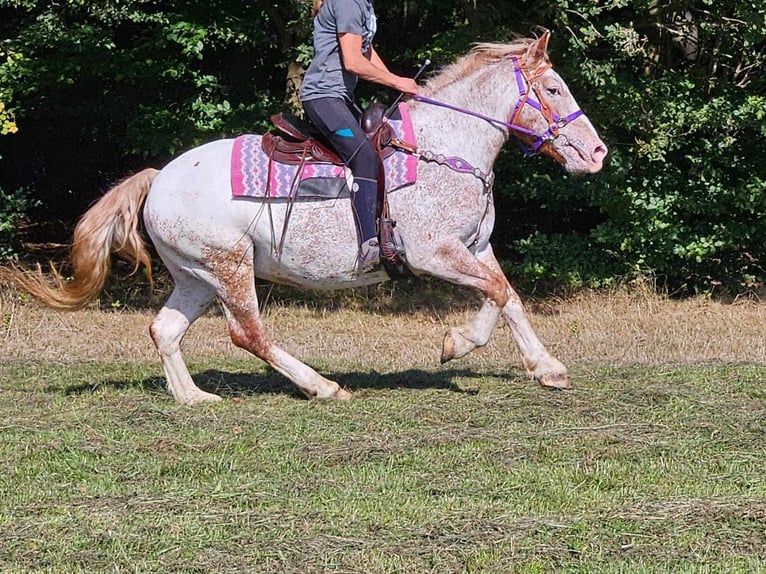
[231,103,418,199]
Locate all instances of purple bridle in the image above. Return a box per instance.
[412,56,584,156]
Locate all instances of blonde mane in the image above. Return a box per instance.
[423,38,548,95]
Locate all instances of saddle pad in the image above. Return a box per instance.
[231,102,418,199]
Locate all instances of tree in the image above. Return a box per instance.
[0,1,291,222]
[0,0,764,293]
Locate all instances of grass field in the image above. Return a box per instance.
[1,285,765,573]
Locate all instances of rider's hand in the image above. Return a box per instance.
[395,77,419,95]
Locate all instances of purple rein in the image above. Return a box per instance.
[412,57,584,156]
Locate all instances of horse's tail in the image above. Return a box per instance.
[2,168,159,311]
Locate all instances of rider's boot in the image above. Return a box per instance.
[352,177,380,272]
[358,237,380,272]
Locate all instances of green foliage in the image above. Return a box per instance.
[515,232,626,290]
[491,0,766,294]
[0,186,36,259]
[0,0,294,217]
[0,46,21,134]
[0,0,764,293]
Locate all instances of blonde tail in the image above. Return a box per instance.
[2,168,159,311]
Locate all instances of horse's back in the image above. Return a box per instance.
[150,138,235,205]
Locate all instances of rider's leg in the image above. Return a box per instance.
[303,97,380,270]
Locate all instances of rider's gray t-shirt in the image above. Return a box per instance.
[300,0,377,103]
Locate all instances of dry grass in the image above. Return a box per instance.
[3,281,766,373]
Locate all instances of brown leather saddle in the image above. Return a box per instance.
[264,103,395,166]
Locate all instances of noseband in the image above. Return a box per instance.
[412,56,584,156]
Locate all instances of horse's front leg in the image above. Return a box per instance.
[413,241,569,389]
[476,245,569,388]
[441,296,502,363]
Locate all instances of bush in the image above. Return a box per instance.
[0,187,36,259]
[491,0,766,294]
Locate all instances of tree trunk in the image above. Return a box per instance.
[285,60,305,116]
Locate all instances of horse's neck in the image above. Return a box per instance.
[411,65,518,171]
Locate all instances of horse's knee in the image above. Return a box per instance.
[149,309,187,355]
[482,275,517,311]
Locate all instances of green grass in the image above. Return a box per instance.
[1,359,765,573]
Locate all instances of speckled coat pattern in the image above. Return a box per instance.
[11,33,607,404]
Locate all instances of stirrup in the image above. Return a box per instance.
[379,217,403,266]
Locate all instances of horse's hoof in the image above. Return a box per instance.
[180,391,223,405]
[441,329,472,363]
[440,334,456,364]
[334,387,354,400]
[537,373,571,390]
[313,383,353,400]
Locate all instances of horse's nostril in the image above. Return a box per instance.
[593,144,608,162]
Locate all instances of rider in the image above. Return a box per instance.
[300,0,419,272]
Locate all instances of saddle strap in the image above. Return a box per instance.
[273,138,310,260]
[372,127,407,274]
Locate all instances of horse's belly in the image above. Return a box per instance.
[248,213,388,289]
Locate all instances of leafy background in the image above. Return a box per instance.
[0,0,764,294]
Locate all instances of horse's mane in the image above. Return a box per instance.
[423,38,548,95]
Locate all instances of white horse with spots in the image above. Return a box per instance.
[5,33,606,404]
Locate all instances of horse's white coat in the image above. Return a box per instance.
[140,34,607,403]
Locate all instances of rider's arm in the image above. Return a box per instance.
[338,33,418,95]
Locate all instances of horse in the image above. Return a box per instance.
[4,31,607,405]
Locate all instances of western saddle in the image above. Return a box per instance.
[264,103,395,166]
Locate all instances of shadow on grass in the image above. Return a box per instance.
[65,367,518,400]
[197,367,500,397]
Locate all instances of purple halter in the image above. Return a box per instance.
[413,56,584,156]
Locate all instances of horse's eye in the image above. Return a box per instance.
[546,87,561,96]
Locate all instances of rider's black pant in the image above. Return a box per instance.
[302,97,378,245]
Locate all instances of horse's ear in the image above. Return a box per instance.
[525,30,550,67]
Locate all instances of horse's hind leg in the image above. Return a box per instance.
[417,241,569,389]
[150,277,222,404]
[214,254,351,400]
